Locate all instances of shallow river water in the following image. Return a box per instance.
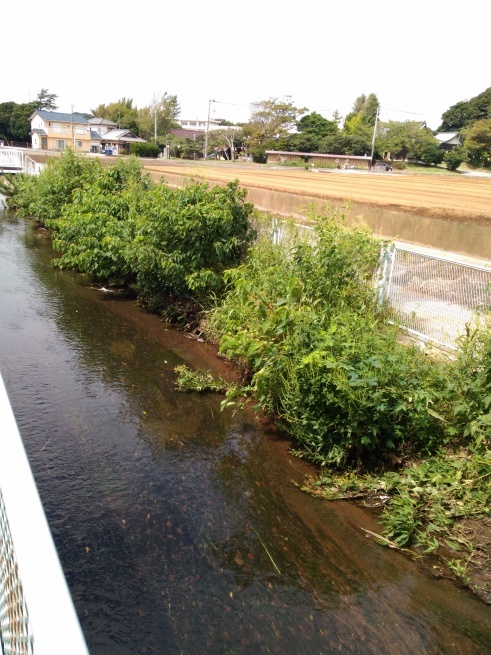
[1,209,490,654]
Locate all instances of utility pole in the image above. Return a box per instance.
[204,99,215,160]
[370,107,380,167]
[71,104,75,150]
[154,109,157,143]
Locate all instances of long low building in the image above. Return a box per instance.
[266,150,371,169]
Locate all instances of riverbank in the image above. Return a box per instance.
[7,209,491,653]
[7,152,491,607]
[91,288,491,605]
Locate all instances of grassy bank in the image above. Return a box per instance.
[4,151,490,600]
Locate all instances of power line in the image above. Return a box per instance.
[212,100,252,109]
[381,106,424,116]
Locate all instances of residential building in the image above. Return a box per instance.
[100,129,146,155]
[435,132,461,151]
[88,117,119,136]
[30,110,90,151]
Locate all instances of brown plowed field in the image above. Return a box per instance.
[30,154,491,227]
[143,160,491,227]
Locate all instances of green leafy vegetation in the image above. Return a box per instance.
[174,365,231,393]
[129,142,160,157]
[206,214,454,467]
[8,151,255,316]
[10,154,491,595]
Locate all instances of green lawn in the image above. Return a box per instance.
[403,163,462,175]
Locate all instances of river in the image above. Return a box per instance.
[0,208,490,655]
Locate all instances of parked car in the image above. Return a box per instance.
[375,161,392,172]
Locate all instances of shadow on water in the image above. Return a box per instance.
[1,211,490,654]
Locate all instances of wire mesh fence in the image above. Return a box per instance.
[257,217,491,350]
[379,245,491,349]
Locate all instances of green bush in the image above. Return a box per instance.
[129,142,160,158]
[420,143,445,166]
[207,214,450,466]
[390,161,407,170]
[444,146,466,171]
[23,152,255,312]
[124,180,255,310]
[251,145,267,163]
[11,149,101,220]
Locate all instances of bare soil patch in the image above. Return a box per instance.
[145,160,491,227]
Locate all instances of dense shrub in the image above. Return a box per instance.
[11,149,101,220]
[124,180,255,310]
[129,142,160,158]
[207,215,449,466]
[444,146,466,171]
[17,151,256,312]
[420,143,445,166]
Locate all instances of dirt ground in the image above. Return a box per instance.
[143,159,491,227]
[29,153,491,227]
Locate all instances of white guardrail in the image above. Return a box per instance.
[0,148,44,176]
[0,374,89,655]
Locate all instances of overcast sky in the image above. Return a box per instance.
[3,0,488,131]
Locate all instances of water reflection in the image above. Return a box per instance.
[1,211,490,654]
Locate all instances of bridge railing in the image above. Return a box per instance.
[0,374,89,655]
[0,148,44,176]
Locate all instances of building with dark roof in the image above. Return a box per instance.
[30,110,90,152]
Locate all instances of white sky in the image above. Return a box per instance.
[2,0,489,131]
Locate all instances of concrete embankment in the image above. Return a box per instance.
[150,168,491,263]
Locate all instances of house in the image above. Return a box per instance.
[88,117,119,136]
[100,129,146,155]
[435,132,461,151]
[265,150,371,169]
[30,110,90,151]
[176,118,240,133]
[170,128,205,140]
[89,130,102,154]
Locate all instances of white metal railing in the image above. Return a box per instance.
[0,149,44,176]
[0,374,89,655]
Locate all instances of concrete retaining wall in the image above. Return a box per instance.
[156,170,491,262]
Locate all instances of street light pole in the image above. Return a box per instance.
[204,99,215,160]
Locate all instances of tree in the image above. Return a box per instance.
[0,101,17,141]
[243,96,308,146]
[137,92,180,142]
[34,89,58,110]
[463,119,491,167]
[438,86,491,131]
[285,112,339,152]
[10,103,36,142]
[444,146,466,171]
[419,142,445,165]
[208,127,244,161]
[378,120,438,160]
[344,93,380,129]
[90,98,139,133]
[320,132,372,157]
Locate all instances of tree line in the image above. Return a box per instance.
[2,86,490,169]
